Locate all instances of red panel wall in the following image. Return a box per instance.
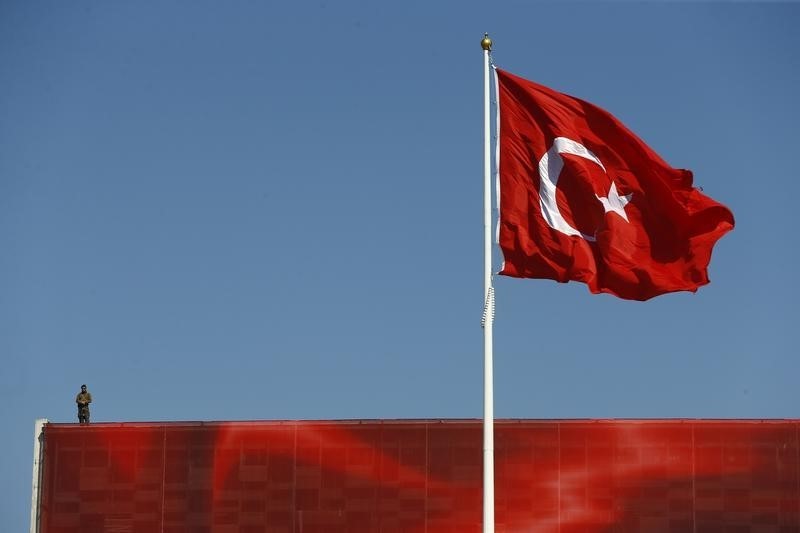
[38,420,800,532]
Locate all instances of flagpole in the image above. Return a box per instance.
[481,32,495,533]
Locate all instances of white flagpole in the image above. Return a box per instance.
[481,32,495,533]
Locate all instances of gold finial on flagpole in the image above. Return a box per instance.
[481,33,492,51]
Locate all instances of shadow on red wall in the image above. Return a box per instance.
[39,420,799,532]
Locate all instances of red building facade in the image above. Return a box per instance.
[37,419,800,532]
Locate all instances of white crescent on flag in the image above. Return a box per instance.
[537,137,631,241]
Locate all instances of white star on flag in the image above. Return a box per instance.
[596,181,633,222]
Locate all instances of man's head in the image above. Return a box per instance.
[81,384,87,392]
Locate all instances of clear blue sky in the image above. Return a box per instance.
[2,1,798,530]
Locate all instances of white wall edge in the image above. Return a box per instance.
[29,418,48,533]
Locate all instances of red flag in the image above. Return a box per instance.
[496,68,734,300]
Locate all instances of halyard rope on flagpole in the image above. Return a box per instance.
[481,286,495,329]
[481,32,495,533]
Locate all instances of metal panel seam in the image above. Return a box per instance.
[293,422,298,533]
[160,426,166,533]
[425,421,429,533]
[692,422,696,533]
[557,422,561,533]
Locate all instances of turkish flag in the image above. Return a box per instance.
[496,68,734,300]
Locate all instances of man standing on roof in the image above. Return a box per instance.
[76,384,92,424]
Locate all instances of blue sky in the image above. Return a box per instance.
[2,1,798,530]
